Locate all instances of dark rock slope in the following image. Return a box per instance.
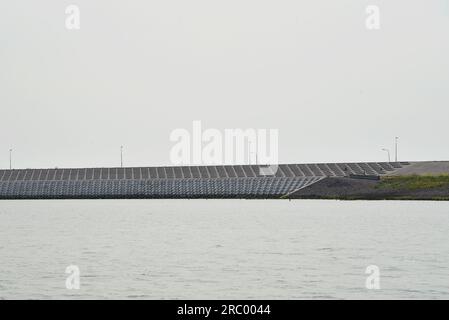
[287,177,449,200]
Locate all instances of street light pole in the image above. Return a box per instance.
[9,149,12,170]
[395,137,399,162]
[382,148,391,163]
[120,146,123,168]
[248,141,252,165]
[248,141,258,165]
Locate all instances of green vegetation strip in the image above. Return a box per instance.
[378,174,449,190]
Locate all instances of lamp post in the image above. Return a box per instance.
[382,148,391,163]
[248,141,258,165]
[395,137,399,162]
[9,148,12,170]
[120,146,123,168]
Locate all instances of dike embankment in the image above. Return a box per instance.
[286,175,449,201]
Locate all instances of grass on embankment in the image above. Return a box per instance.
[377,174,449,191]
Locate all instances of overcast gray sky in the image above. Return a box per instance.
[1,1,448,169]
